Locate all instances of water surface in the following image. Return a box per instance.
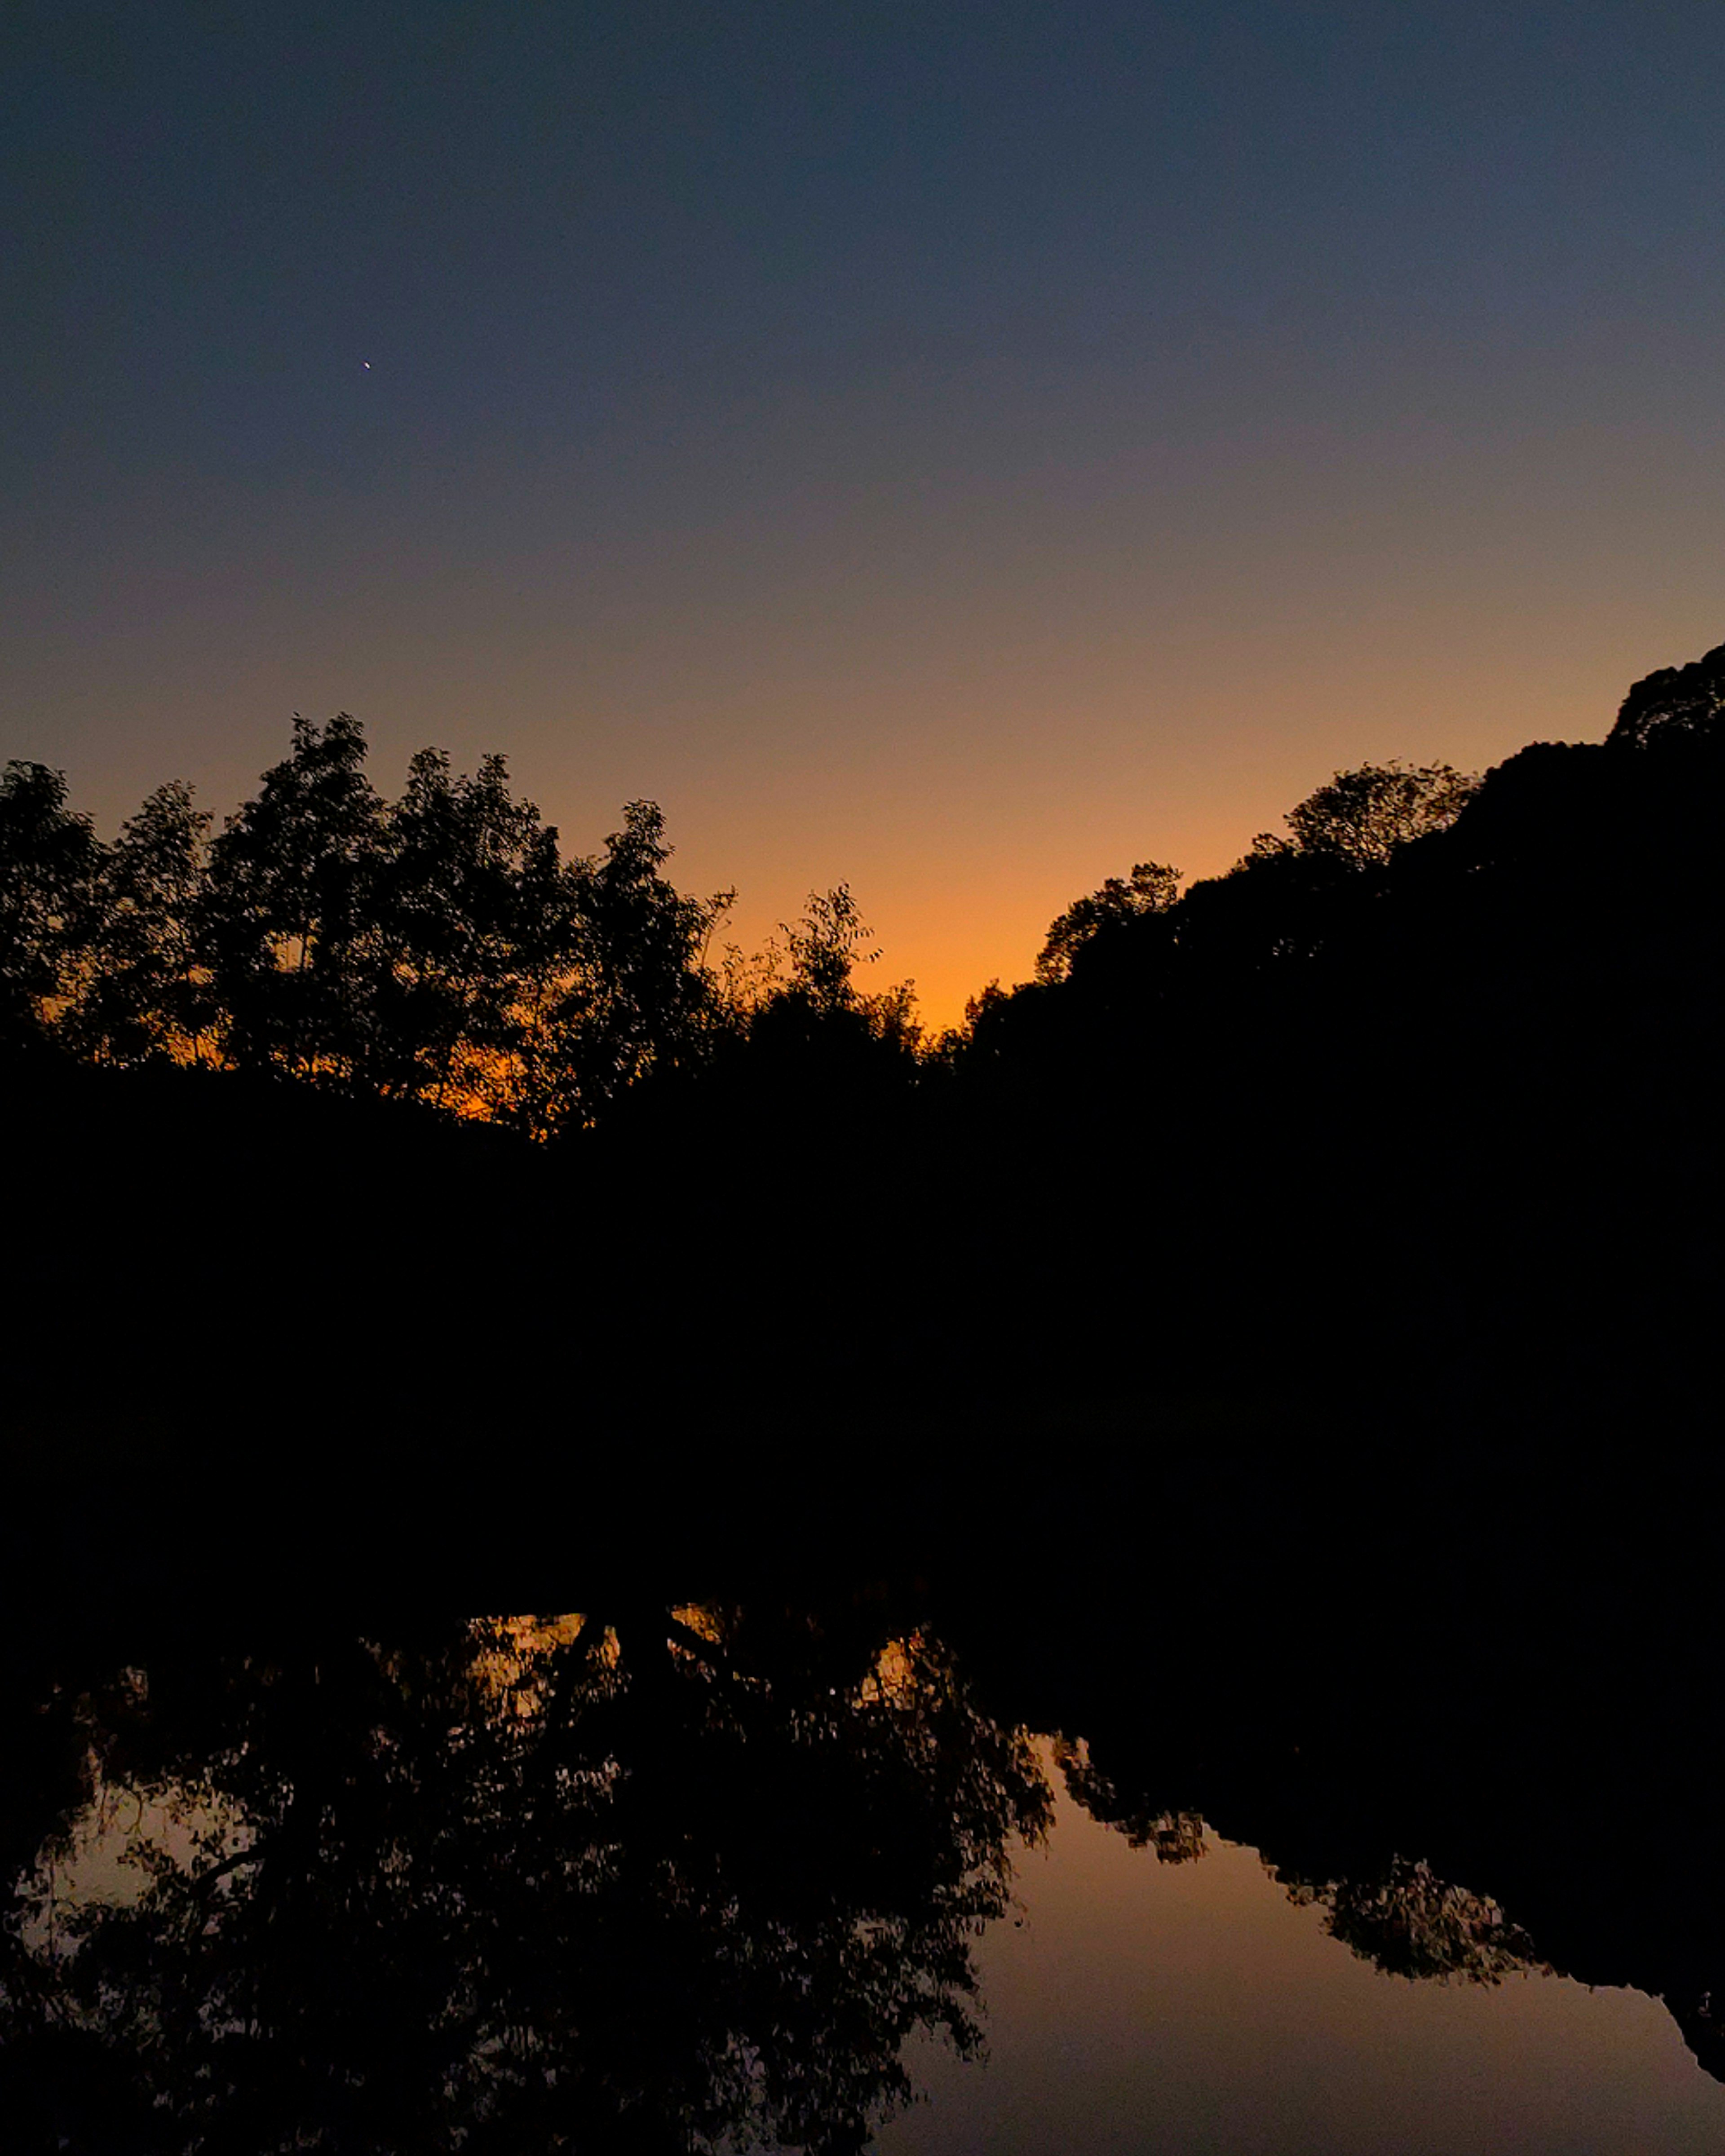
[882,1757,1725,2154]
[4,1600,1720,2152]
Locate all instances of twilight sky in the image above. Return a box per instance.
[6,0,1725,1023]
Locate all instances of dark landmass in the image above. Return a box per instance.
[5,638,1720,1610]
[2,639,1722,2143]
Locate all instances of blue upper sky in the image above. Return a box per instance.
[7,1,1725,1017]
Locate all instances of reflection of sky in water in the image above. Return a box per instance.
[880,1758,1725,2156]
[17,1630,1723,2152]
[27,1776,252,1953]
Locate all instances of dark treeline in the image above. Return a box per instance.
[3,636,1722,1599]
[7,640,1722,1147]
[0,716,915,1136]
[4,644,1725,2145]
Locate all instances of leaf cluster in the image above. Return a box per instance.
[0,1608,1051,2153]
[1,722,764,1138]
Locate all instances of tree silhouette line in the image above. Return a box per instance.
[8,638,1721,1141]
[0,720,1487,1126]
[0,715,915,1137]
[4,631,1722,1510]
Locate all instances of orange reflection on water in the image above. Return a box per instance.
[880,1750,1725,2156]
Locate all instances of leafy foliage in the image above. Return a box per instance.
[64,780,212,1065]
[199,712,384,1082]
[0,1610,1051,2153]
[1279,1857,1539,1985]
[0,719,770,1137]
[516,800,731,1134]
[782,884,879,1012]
[1262,759,1479,869]
[1608,638,1725,748]
[1036,861,1180,985]
[0,760,101,1047]
[10,636,1723,1140]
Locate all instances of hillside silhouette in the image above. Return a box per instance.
[5,638,1725,2147]
[2,638,1721,1613]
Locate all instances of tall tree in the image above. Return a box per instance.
[743,885,924,1073]
[361,749,571,1115]
[518,801,727,1134]
[1608,640,1725,749]
[1264,760,1478,870]
[199,715,382,1082]
[781,884,878,1014]
[0,760,101,1049]
[65,780,212,1066]
[1035,861,1181,985]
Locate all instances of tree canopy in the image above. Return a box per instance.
[6,637,1724,1153]
[0,1606,1049,2153]
[0,718,920,1139]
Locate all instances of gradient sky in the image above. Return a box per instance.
[7,0,1725,1024]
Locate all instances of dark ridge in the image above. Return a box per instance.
[5,653,1723,1628]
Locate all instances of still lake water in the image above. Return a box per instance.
[7,1606,1722,2151]
[880,1757,1725,2155]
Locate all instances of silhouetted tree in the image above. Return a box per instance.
[359,748,570,1115]
[1052,1737,1207,1861]
[1280,1857,1537,1985]
[1264,760,1478,870]
[63,779,212,1066]
[199,714,383,1082]
[0,761,100,1048]
[1035,861,1180,984]
[514,800,729,1133]
[736,886,924,1090]
[1607,639,1725,748]
[782,884,879,1013]
[1119,759,1479,983]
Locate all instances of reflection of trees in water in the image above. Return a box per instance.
[1053,1737,1209,1864]
[12,1599,1712,2146]
[0,1608,1050,2153]
[1275,1858,1538,1986]
[1053,1736,1537,1987]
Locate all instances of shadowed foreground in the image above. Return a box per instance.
[3,640,1722,2147]
[4,1570,1725,2151]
